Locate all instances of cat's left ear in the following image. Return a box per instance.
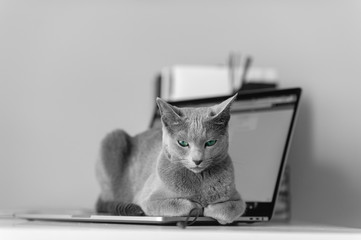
[210,93,238,125]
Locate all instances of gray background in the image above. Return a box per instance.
[1,0,361,228]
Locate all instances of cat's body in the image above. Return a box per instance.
[96,96,246,224]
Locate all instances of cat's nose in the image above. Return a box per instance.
[193,160,203,166]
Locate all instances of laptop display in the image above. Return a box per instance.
[150,88,301,220]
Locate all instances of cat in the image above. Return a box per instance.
[95,94,246,224]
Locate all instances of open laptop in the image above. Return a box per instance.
[15,88,301,225]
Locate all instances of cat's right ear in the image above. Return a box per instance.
[156,98,183,129]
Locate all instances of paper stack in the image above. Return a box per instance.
[159,65,278,101]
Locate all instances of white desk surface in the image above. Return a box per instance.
[1,213,361,240]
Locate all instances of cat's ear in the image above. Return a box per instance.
[156,97,183,129]
[210,93,238,125]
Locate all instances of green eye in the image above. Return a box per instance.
[205,140,217,147]
[177,140,189,147]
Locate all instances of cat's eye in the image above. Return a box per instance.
[205,140,217,147]
[177,140,189,147]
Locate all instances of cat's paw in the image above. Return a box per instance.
[144,198,201,217]
[203,200,246,225]
[166,199,202,216]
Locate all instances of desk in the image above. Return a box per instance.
[1,215,361,240]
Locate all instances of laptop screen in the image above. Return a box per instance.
[150,88,301,216]
[229,95,296,202]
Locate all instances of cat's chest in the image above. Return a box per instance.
[194,177,233,206]
[160,164,234,206]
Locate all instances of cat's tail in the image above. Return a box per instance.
[96,198,145,216]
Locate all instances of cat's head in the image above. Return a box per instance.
[156,94,237,173]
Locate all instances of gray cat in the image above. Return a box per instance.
[96,95,246,224]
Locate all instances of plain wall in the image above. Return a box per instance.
[1,0,361,227]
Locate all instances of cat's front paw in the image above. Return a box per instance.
[204,200,246,225]
[144,198,201,217]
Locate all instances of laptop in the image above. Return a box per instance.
[15,88,301,225]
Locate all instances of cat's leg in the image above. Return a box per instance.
[96,198,145,216]
[203,199,246,224]
[96,129,134,213]
[98,129,132,183]
[142,198,202,217]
